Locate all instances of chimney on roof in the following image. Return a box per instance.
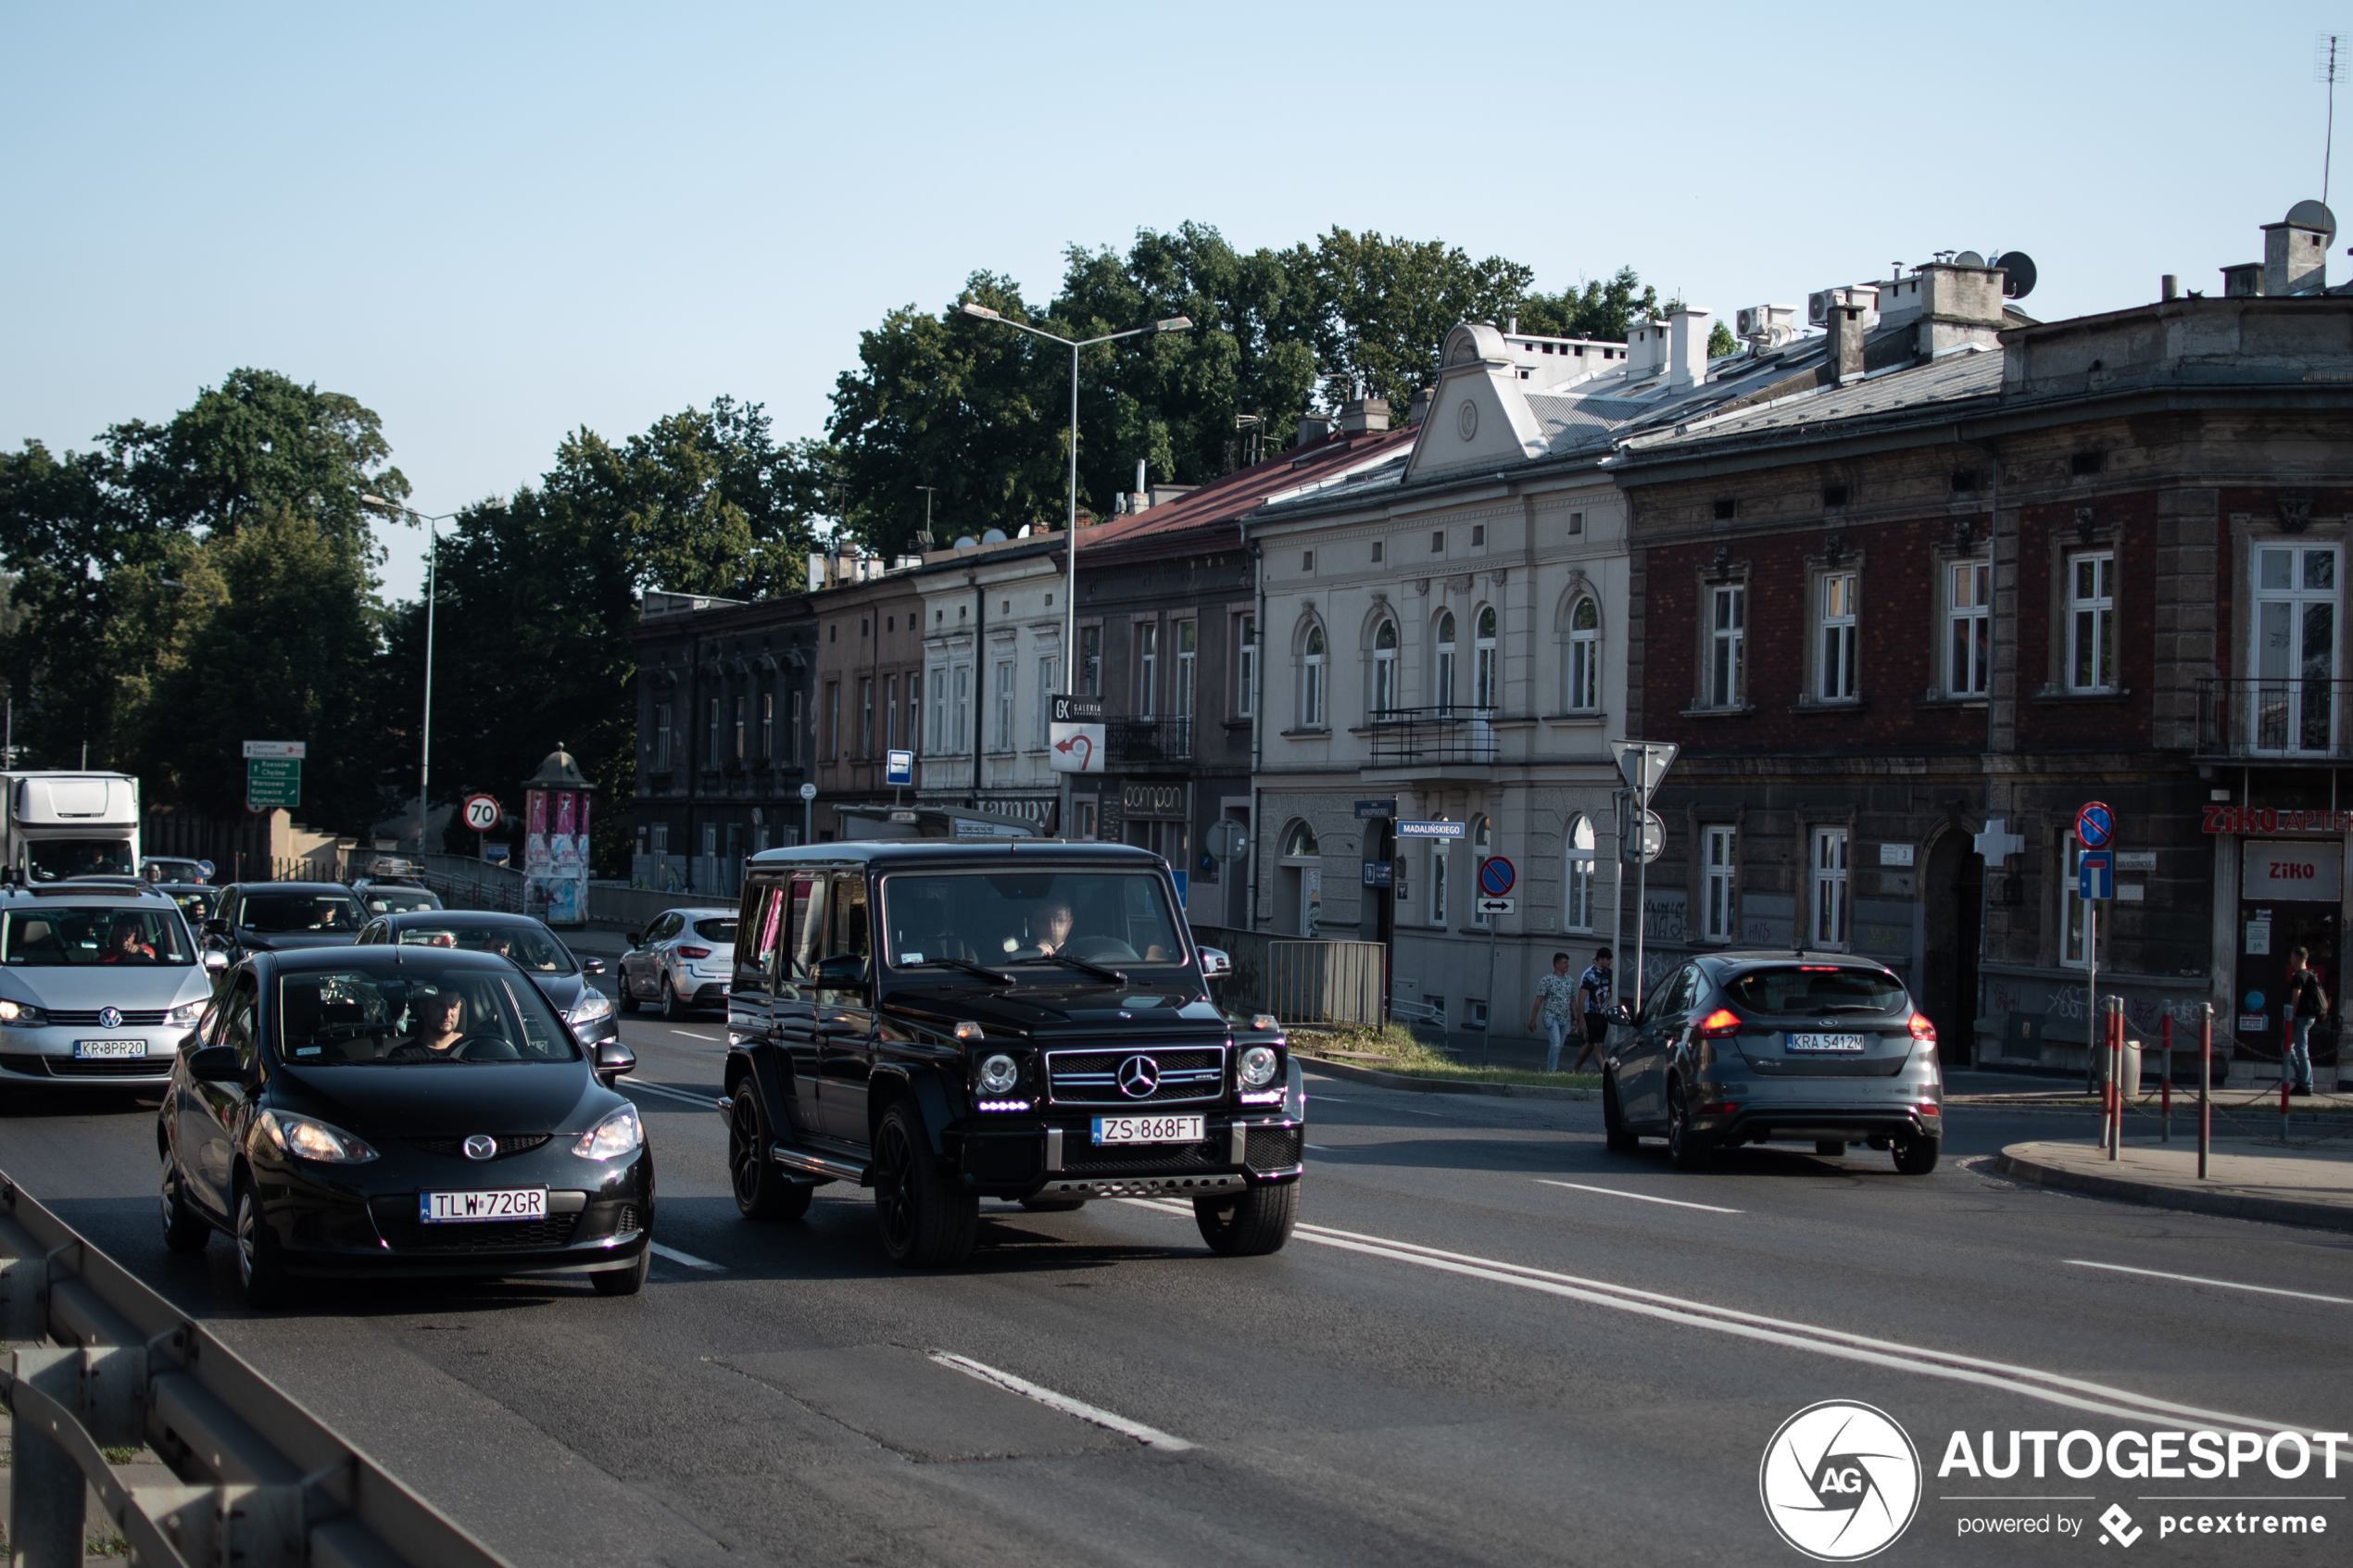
[1297,412,1333,445]
[1626,320,1668,377]
[1667,308,1711,388]
[1337,397,1391,434]
[2222,262,2264,297]
[2263,209,2331,296]
[1828,301,1872,386]
[1408,386,1433,425]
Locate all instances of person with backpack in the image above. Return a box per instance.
[2284,946,2327,1097]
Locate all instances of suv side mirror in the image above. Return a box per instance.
[814,953,869,991]
[204,916,229,936]
[593,1039,635,1085]
[1199,947,1232,979]
[189,1046,242,1083]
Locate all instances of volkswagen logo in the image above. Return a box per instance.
[462,1135,498,1161]
[97,1007,122,1030]
[1758,1399,1919,1561]
[1114,1055,1160,1098]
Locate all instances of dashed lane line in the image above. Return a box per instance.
[649,1242,724,1271]
[1535,1179,1742,1214]
[627,1082,725,1110]
[2065,1259,2353,1306]
[928,1351,1195,1450]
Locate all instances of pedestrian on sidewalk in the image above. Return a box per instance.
[2284,945,2327,1097]
[1527,952,1580,1073]
[1569,947,1615,1074]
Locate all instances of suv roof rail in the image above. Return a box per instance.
[31,876,157,897]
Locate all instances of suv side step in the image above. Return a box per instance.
[770,1144,867,1184]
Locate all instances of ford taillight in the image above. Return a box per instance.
[1696,1008,1743,1037]
[1908,1012,1937,1043]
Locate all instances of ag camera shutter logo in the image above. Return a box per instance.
[1759,1400,1921,1561]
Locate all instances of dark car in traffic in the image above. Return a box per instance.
[1604,951,1944,1173]
[203,882,368,964]
[721,841,1301,1267]
[353,909,616,1045]
[157,944,650,1305]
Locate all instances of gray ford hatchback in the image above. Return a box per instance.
[1603,952,1944,1173]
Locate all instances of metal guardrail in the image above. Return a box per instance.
[0,1173,510,1568]
[1265,940,1387,1026]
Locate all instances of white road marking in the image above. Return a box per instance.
[927,1351,1195,1450]
[1118,1200,2298,1433]
[2065,1259,2353,1306]
[664,1029,723,1042]
[1303,1144,1332,1151]
[649,1242,723,1271]
[629,1081,726,1110]
[1536,1179,1742,1214]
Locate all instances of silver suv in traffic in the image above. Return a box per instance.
[0,881,211,1092]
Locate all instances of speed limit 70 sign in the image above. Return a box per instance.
[462,794,502,832]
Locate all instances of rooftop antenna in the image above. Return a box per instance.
[914,485,938,550]
[2322,32,2346,203]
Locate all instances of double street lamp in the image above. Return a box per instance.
[362,495,462,858]
[957,303,1191,836]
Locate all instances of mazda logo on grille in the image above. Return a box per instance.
[1115,1056,1160,1098]
[97,1007,122,1030]
[462,1135,498,1161]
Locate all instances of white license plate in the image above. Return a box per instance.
[73,1039,147,1060]
[419,1188,547,1223]
[1784,1033,1869,1054]
[1091,1114,1205,1145]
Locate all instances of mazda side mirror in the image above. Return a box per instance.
[594,1040,635,1085]
[814,953,869,991]
[189,1046,241,1083]
[1199,946,1232,979]
[580,957,606,976]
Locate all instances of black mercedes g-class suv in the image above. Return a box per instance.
[718,841,1304,1266]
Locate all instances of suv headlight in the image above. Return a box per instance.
[568,989,614,1026]
[1239,1045,1279,1089]
[169,999,208,1026]
[0,999,47,1027]
[976,1053,1020,1095]
[573,1105,643,1161]
[255,1110,378,1163]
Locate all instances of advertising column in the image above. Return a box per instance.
[522,780,593,924]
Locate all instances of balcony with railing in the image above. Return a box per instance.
[1367,706,1499,768]
[1107,717,1193,765]
[2197,678,2353,760]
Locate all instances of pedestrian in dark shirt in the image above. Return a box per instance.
[2284,946,2327,1096]
[1568,947,1614,1074]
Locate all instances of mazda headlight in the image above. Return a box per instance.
[168,999,208,1026]
[255,1110,377,1163]
[0,999,47,1027]
[976,1053,1019,1095]
[568,989,614,1026]
[1239,1045,1279,1089]
[572,1104,643,1161]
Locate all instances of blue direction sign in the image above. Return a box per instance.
[1478,856,1516,897]
[1362,860,1393,888]
[2078,849,2114,901]
[1354,799,1396,820]
[886,749,913,786]
[1398,821,1466,840]
[2075,800,2115,849]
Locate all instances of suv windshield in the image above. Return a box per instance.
[394,922,575,973]
[276,964,581,1064]
[882,871,1185,974]
[240,890,363,933]
[25,839,135,883]
[1,906,195,967]
[1727,965,1907,1016]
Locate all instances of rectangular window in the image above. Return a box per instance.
[1708,583,1747,707]
[860,679,874,757]
[2252,544,2338,753]
[760,693,774,759]
[825,684,839,759]
[1080,626,1101,696]
[1947,559,1991,697]
[951,664,970,753]
[1034,657,1057,748]
[928,666,947,752]
[884,676,898,750]
[1809,827,1849,947]
[732,696,746,760]
[907,672,921,755]
[1175,620,1196,724]
[2069,551,2117,691]
[653,704,672,769]
[649,822,669,855]
[1704,825,1738,942]
[708,696,722,766]
[1371,540,1384,563]
[789,692,804,766]
[994,660,1013,750]
[1818,571,1857,701]
[1431,531,1444,553]
[1137,623,1158,718]
[1429,845,1448,927]
[1237,614,1256,716]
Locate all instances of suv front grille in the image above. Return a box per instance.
[1046,1046,1225,1105]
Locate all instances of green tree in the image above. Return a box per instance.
[1515,266,1674,343]
[1707,320,1739,358]
[1308,229,1532,410]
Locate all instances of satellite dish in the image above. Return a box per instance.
[980,528,1008,544]
[952,534,978,550]
[2287,198,2338,237]
[1994,251,2038,300]
[1953,249,1986,269]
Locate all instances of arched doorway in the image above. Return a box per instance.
[1276,821,1322,938]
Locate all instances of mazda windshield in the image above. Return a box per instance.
[881,871,1186,977]
[275,964,581,1065]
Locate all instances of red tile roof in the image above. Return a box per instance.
[1073,422,1419,555]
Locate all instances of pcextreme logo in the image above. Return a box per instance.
[1760,1400,1923,1561]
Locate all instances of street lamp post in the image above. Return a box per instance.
[960,302,1190,838]
[362,495,462,859]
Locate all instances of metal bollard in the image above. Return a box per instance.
[2282,1073,2292,1143]
[10,1348,86,1568]
[2198,1002,2212,1180]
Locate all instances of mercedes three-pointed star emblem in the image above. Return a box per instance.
[1115,1055,1160,1098]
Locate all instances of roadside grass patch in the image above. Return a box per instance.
[1289,1023,1602,1092]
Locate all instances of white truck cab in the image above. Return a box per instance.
[2,772,143,884]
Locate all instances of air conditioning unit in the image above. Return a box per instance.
[1736,303,1800,346]
[1806,285,1880,328]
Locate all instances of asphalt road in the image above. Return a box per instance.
[4,1008,2347,1568]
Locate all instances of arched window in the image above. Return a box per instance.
[1564,814,1596,931]
[1283,821,1320,857]
[1372,619,1399,716]
[1474,606,1499,709]
[1568,596,1600,711]
[1470,814,1493,928]
[1278,821,1323,937]
[1301,625,1327,727]
[1434,611,1456,712]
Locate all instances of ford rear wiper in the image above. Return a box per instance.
[1006,953,1128,985]
[900,957,1015,985]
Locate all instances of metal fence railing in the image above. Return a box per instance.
[2197,676,2353,759]
[0,1172,510,1568]
[1265,939,1387,1026]
[1367,706,1498,767]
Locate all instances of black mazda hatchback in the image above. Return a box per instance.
[157,945,652,1306]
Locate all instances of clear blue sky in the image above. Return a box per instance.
[5,2,2344,602]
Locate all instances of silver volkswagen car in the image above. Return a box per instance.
[0,881,213,1094]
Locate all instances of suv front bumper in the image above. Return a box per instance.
[959,1112,1305,1200]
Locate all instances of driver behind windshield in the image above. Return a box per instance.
[1017,897,1076,958]
[396,987,469,1059]
[99,917,157,964]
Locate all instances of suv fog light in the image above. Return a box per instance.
[1239,1045,1278,1089]
[977,1053,1020,1094]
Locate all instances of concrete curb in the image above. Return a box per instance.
[1296,1055,1593,1101]
[1992,1148,2353,1234]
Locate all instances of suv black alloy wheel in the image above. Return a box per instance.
[730,1084,812,1221]
[872,1102,976,1267]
